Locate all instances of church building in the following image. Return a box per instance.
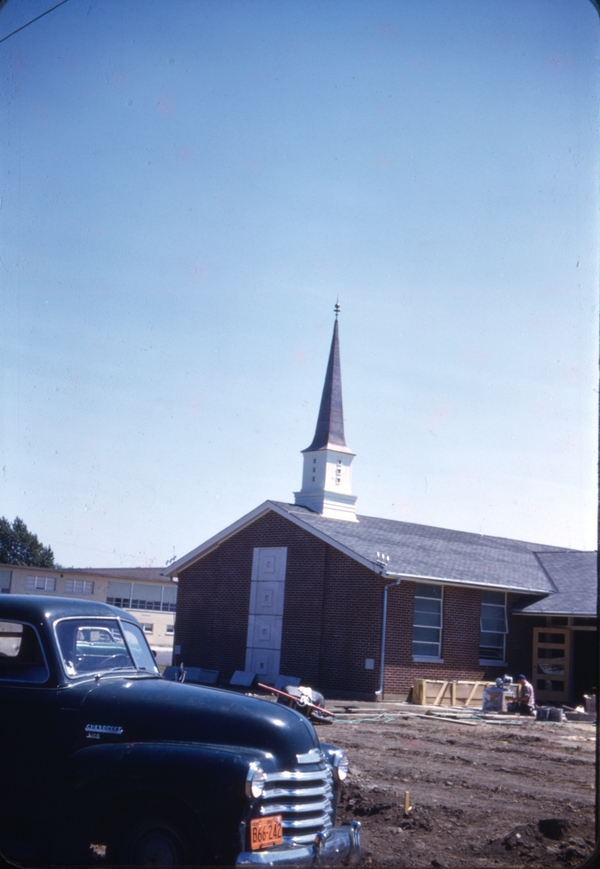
[167,308,597,703]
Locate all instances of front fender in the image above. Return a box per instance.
[62,742,268,860]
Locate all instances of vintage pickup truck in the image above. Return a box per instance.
[0,595,360,867]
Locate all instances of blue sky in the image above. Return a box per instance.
[1,0,598,567]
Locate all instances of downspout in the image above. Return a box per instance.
[377,575,402,699]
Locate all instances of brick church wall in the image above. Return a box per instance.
[382,582,495,697]
[174,509,385,696]
[174,508,547,700]
[317,547,383,696]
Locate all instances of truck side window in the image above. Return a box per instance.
[0,621,49,683]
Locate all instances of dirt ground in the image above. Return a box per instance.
[322,702,597,869]
[0,701,595,868]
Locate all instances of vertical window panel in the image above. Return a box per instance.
[412,584,443,658]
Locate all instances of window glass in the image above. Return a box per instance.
[0,570,12,592]
[121,623,160,673]
[55,618,134,676]
[26,575,56,591]
[412,584,443,658]
[107,582,177,613]
[479,591,507,661]
[162,586,178,610]
[0,621,49,683]
[0,621,23,657]
[65,579,94,594]
[414,583,442,599]
[481,590,505,605]
[106,581,132,608]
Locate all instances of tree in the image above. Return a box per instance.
[0,517,56,567]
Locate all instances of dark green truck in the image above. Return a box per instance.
[0,595,360,867]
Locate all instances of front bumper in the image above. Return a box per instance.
[235,821,361,867]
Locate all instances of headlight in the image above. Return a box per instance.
[246,763,267,799]
[332,750,349,783]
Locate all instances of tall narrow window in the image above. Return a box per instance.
[479,590,507,662]
[412,584,443,658]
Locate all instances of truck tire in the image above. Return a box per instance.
[108,815,193,866]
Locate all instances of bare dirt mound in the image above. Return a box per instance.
[325,708,596,868]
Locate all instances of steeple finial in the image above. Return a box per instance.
[334,299,340,319]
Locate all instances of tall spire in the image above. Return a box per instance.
[294,303,358,521]
[304,305,350,453]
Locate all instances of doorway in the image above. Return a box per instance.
[571,629,598,707]
[533,627,570,704]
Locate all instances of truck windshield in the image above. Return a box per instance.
[55,618,157,677]
[121,622,160,673]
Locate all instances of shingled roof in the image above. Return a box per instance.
[272,502,567,594]
[511,551,597,616]
[302,317,353,454]
[168,499,595,600]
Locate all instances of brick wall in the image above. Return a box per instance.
[174,511,330,681]
[174,510,385,696]
[317,546,382,695]
[174,509,543,700]
[383,582,498,697]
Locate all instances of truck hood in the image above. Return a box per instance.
[75,677,319,767]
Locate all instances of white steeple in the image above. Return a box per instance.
[294,304,358,522]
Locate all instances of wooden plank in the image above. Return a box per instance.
[451,681,457,706]
[433,681,449,706]
[413,679,426,705]
[465,681,481,706]
[414,713,478,727]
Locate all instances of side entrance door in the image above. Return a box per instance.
[533,627,570,704]
[245,547,287,683]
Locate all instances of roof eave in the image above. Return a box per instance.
[301,443,356,456]
[512,607,598,617]
[165,502,275,576]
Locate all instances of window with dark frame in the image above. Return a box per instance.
[65,579,94,595]
[0,570,12,593]
[106,581,177,612]
[25,575,56,592]
[479,590,508,662]
[412,583,443,658]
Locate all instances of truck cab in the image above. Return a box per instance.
[0,595,360,867]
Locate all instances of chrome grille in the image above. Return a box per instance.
[259,763,335,845]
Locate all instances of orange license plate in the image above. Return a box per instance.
[250,815,283,850]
